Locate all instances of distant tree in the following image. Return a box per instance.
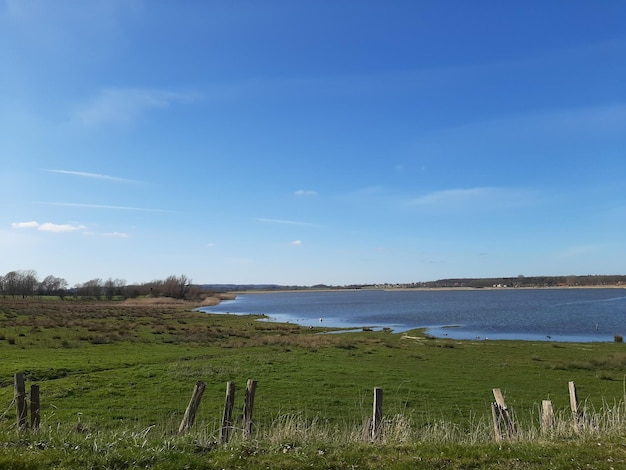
[4,271,19,297]
[163,274,191,299]
[19,270,38,298]
[39,275,68,297]
[56,278,69,299]
[104,278,126,300]
[78,278,104,299]
[2,270,38,298]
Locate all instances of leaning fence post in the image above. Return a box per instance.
[30,384,40,431]
[492,388,516,441]
[569,381,584,432]
[221,381,236,443]
[541,400,554,434]
[14,373,27,431]
[242,379,257,440]
[370,387,383,441]
[178,381,206,434]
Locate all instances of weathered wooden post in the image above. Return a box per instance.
[242,379,257,440]
[491,388,516,441]
[371,387,383,441]
[178,381,206,434]
[569,381,583,432]
[14,373,27,431]
[541,400,554,434]
[30,384,40,431]
[220,381,236,443]
[491,402,503,442]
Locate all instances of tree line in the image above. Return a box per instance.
[417,274,626,289]
[0,270,205,300]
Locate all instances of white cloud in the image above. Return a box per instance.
[45,169,140,184]
[39,223,86,233]
[295,189,317,196]
[11,221,39,229]
[73,88,199,126]
[291,240,303,246]
[12,221,86,233]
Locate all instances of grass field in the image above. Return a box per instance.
[1,297,626,469]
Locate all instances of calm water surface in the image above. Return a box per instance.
[198,288,626,342]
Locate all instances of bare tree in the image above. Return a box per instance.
[4,271,20,298]
[78,278,104,299]
[162,275,191,299]
[20,270,38,298]
[2,270,37,298]
[39,275,68,298]
[104,278,126,300]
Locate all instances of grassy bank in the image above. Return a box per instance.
[1,298,626,468]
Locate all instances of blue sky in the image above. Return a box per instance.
[1,0,625,286]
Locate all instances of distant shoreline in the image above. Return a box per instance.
[232,284,626,294]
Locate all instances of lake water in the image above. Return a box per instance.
[198,288,626,342]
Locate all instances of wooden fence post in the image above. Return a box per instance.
[492,388,516,441]
[178,381,206,434]
[14,373,27,431]
[242,379,257,440]
[491,402,503,442]
[541,400,554,434]
[30,384,40,431]
[569,381,584,432]
[221,381,236,443]
[371,387,383,441]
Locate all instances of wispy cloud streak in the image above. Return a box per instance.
[45,169,140,184]
[408,187,539,211]
[36,202,172,213]
[73,88,200,126]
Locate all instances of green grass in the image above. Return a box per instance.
[1,298,626,468]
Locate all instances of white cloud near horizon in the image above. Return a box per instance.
[11,221,39,229]
[45,169,141,184]
[12,221,86,233]
[291,240,303,246]
[72,88,199,126]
